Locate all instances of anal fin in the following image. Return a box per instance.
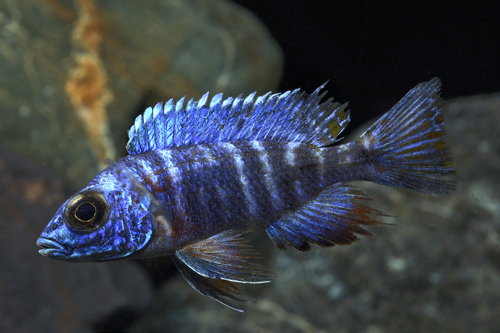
[172,230,273,312]
[266,183,389,251]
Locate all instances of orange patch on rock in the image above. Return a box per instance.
[65,0,115,165]
[65,54,111,111]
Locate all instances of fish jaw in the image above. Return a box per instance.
[36,237,72,259]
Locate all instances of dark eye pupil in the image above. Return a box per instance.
[75,202,96,222]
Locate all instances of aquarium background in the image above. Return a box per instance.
[0,0,499,332]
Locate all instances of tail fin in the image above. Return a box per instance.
[360,78,456,195]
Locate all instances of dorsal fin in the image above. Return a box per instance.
[126,83,350,155]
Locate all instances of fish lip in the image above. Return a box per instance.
[36,237,68,257]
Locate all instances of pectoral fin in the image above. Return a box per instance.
[172,230,273,311]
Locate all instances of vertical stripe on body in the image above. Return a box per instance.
[284,142,309,200]
[171,145,234,240]
[284,142,300,167]
[250,141,283,210]
[270,141,328,211]
[311,147,326,186]
[155,149,187,222]
[219,143,258,217]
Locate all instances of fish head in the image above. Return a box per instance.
[36,162,165,262]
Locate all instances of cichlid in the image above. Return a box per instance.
[37,78,455,311]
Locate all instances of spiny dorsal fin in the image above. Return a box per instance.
[126,84,350,154]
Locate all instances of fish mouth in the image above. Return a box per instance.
[36,237,68,257]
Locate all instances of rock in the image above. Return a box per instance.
[0,0,283,190]
[129,93,500,333]
[0,150,153,332]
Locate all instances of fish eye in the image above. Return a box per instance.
[75,202,96,222]
[64,190,109,232]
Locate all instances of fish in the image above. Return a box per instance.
[37,78,455,311]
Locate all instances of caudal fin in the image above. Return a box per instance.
[360,78,456,194]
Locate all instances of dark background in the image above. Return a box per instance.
[233,0,500,132]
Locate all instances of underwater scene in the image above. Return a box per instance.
[0,1,499,332]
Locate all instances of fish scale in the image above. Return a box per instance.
[37,78,455,311]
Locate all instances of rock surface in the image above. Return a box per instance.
[0,0,282,190]
[129,93,500,333]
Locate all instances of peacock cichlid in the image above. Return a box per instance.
[37,78,455,311]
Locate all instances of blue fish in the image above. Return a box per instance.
[37,78,455,311]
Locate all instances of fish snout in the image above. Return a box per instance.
[36,237,68,258]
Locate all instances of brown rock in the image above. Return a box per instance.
[0,0,283,190]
